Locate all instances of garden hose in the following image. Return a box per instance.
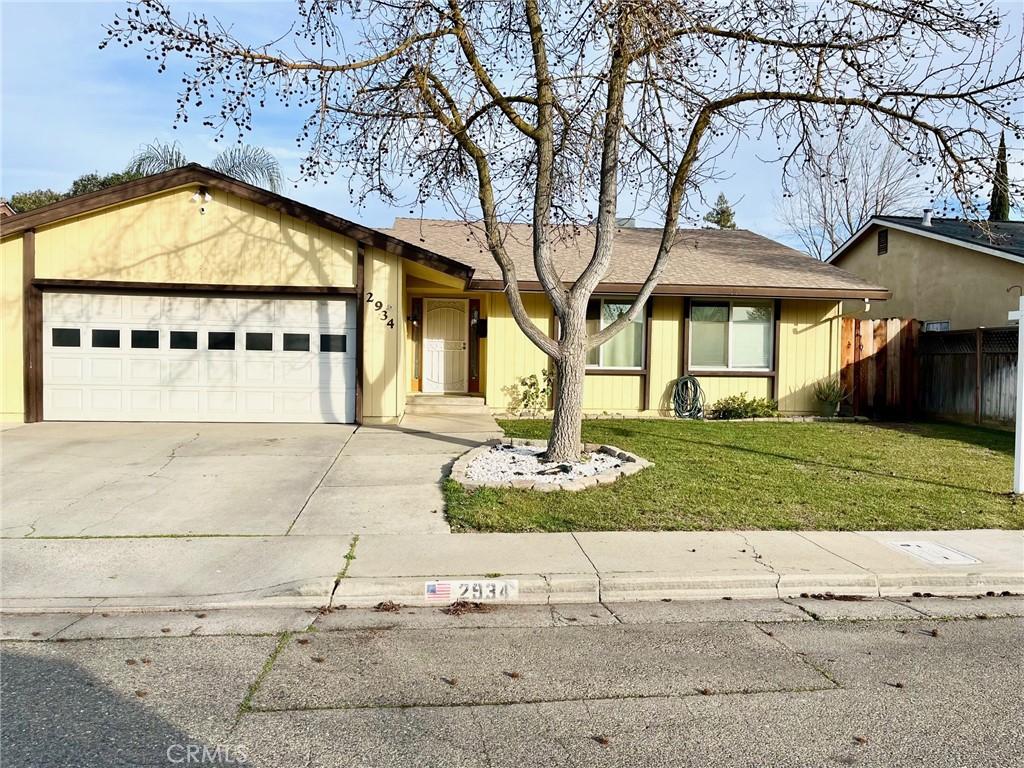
[673,375,705,420]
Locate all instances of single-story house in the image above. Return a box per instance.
[828,214,1024,331]
[1,165,888,425]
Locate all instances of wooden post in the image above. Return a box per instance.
[355,243,365,425]
[22,229,42,423]
[1011,297,1023,495]
[974,327,983,425]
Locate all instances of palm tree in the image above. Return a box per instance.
[128,140,282,192]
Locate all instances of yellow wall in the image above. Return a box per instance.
[485,292,555,409]
[362,247,405,423]
[32,187,357,288]
[1,236,23,422]
[697,376,773,404]
[836,226,1024,329]
[776,299,841,413]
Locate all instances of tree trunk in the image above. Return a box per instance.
[545,318,587,462]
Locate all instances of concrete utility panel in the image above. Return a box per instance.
[888,541,981,565]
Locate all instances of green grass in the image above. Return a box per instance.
[444,420,1023,532]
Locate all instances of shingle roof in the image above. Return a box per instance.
[875,216,1024,259]
[383,218,890,298]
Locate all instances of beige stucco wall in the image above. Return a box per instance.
[836,226,1024,329]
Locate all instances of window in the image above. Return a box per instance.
[91,329,120,348]
[922,320,950,333]
[689,300,773,371]
[208,332,235,351]
[52,328,80,347]
[877,229,888,255]
[283,333,310,352]
[170,331,198,350]
[246,332,273,351]
[585,298,645,369]
[320,334,347,353]
[131,330,159,349]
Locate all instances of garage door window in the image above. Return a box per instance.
[131,330,160,349]
[320,334,347,353]
[283,333,310,352]
[52,328,81,347]
[208,332,235,351]
[170,331,198,349]
[245,332,273,351]
[91,329,121,348]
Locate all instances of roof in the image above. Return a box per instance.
[828,216,1024,265]
[384,218,890,299]
[0,165,473,281]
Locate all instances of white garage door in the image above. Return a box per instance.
[42,292,356,423]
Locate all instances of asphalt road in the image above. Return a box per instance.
[2,597,1022,767]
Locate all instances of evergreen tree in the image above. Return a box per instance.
[989,132,1010,222]
[704,193,738,229]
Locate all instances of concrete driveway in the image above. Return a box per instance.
[0,420,491,538]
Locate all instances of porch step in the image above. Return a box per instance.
[404,394,491,415]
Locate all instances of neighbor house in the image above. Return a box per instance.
[828,214,1024,330]
[0,165,888,425]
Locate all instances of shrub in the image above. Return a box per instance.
[707,392,778,420]
[504,369,554,417]
[812,376,849,413]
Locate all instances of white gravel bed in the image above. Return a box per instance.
[463,443,622,485]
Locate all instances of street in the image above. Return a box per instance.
[2,596,1022,767]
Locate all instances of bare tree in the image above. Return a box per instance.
[778,128,926,260]
[104,0,1024,461]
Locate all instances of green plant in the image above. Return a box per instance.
[812,376,849,415]
[505,369,554,417]
[706,393,778,420]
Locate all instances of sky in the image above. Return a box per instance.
[2,0,1022,249]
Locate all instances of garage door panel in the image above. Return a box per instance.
[42,292,356,423]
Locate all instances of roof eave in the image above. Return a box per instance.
[468,279,890,300]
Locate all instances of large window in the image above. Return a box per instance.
[689,300,773,371]
[586,298,645,369]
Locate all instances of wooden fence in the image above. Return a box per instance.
[840,317,918,419]
[839,318,1018,425]
[917,326,1018,426]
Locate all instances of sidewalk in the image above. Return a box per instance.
[2,529,1021,612]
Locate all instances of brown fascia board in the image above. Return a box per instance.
[469,279,891,300]
[0,164,474,283]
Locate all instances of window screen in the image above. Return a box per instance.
[585,299,644,368]
[91,329,121,348]
[131,330,159,349]
[283,333,310,352]
[52,328,81,347]
[690,303,729,368]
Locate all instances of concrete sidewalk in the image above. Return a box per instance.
[2,529,1020,612]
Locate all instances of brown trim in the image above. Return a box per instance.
[355,244,365,425]
[468,298,481,393]
[690,370,777,378]
[641,299,654,411]
[22,230,42,423]
[1,164,473,283]
[681,297,690,377]
[469,279,890,301]
[771,298,782,400]
[409,297,423,392]
[32,278,358,298]
[584,368,647,377]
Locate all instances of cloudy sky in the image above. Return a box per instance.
[2,0,1021,249]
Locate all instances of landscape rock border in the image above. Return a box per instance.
[450,438,653,493]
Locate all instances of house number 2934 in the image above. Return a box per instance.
[365,292,396,328]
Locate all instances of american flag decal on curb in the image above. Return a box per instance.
[425,581,452,601]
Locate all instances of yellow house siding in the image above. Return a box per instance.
[583,375,644,412]
[697,376,772,404]
[776,299,841,413]
[1,236,24,422]
[836,227,1024,329]
[647,296,683,414]
[485,292,554,409]
[362,247,405,422]
[32,187,357,288]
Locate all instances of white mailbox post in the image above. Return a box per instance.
[1010,293,1024,495]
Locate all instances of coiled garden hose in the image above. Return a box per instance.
[673,375,705,419]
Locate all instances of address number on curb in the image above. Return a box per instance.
[425,579,519,602]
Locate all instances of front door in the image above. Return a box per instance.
[422,298,468,393]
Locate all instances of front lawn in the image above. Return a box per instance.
[444,420,1023,532]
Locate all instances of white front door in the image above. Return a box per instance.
[42,292,356,423]
[422,298,468,393]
